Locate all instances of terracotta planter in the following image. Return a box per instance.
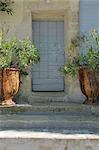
[79,67,99,104]
[0,69,2,95]
[1,68,20,106]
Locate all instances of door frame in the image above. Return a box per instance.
[31,10,67,95]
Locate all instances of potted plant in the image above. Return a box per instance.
[0,30,40,105]
[62,29,99,104]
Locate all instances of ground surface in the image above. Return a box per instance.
[0,103,99,150]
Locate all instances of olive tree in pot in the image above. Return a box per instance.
[62,29,99,104]
[0,31,40,106]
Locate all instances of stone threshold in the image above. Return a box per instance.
[0,103,99,115]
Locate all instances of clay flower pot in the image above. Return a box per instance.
[79,67,99,104]
[1,68,20,106]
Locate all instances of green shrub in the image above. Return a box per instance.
[0,32,40,74]
[62,29,99,76]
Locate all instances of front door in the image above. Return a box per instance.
[32,21,64,91]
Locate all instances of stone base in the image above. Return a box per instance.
[0,131,99,150]
[2,99,16,106]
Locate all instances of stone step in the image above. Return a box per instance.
[0,112,99,133]
[0,103,99,134]
[0,103,99,115]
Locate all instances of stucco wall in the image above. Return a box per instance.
[0,0,85,104]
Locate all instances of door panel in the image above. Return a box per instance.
[32,21,64,91]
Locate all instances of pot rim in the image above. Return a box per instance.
[3,68,20,71]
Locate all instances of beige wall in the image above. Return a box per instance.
[0,0,85,104]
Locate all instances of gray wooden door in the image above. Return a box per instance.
[32,21,64,91]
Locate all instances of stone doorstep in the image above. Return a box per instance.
[0,103,99,115]
[0,103,99,135]
[0,112,99,134]
[1,122,99,134]
[0,112,99,121]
